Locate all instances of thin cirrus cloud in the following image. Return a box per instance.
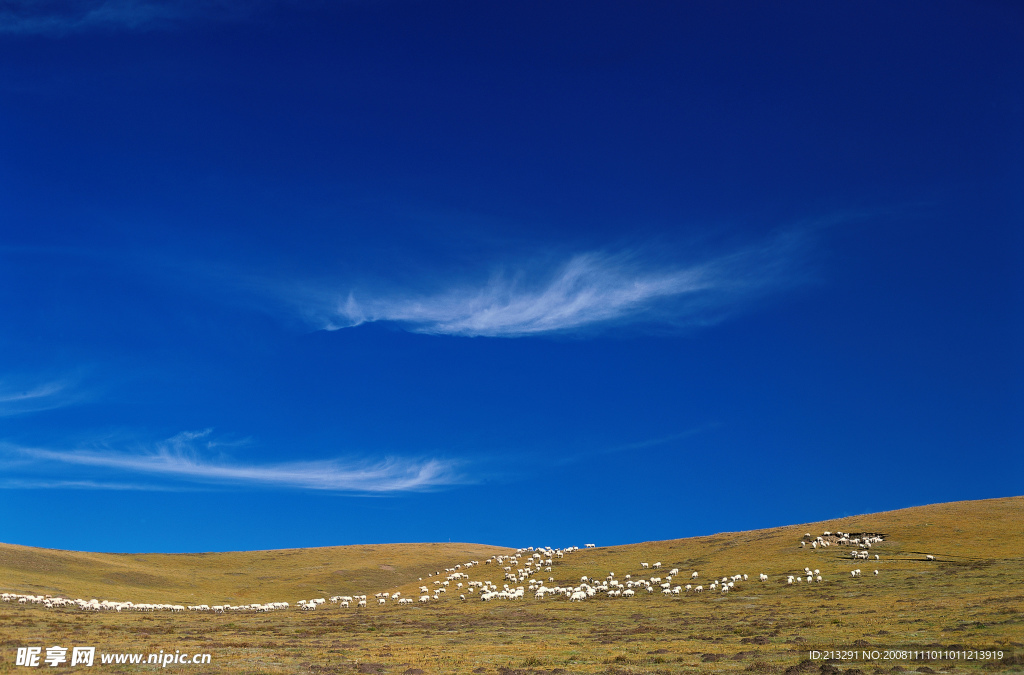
[0,0,262,35]
[2,431,463,493]
[0,478,186,491]
[295,237,805,338]
[0,379,81,417]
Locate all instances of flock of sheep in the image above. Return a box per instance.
[0,594,289,613]
[2,530,931,615]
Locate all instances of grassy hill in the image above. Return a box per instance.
[1,496,1021,674]
[0,542,513,604]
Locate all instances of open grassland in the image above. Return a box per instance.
[0,543,511,606]
[1,497,1022,674]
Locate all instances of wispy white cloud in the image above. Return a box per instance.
[290,233,805,338]
[0,430,464,493]
[0,0,263,35]
[0,382,65,404]
[0,478,187,491]
[0,379,82,416]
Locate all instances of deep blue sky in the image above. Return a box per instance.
[1,0,1021,553]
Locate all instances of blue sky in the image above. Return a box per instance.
[1,0,1021,553]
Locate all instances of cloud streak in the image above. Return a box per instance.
[0,379,82,416]
[295,235,804,338]
[2,431,463,493]
[0,478,187,491]
[0,0,262,35]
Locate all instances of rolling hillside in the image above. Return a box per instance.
[0,542,513,604]
[3,496,1019,604]
[1,496,1021,674]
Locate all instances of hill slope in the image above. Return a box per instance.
[1,496,1021,674]
[1,495,1020,604]
[0,542,514,603]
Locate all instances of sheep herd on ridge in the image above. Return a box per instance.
[3,529,936,616]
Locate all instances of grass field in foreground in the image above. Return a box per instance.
[1,496,1022,674]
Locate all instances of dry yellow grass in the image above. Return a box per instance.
[1,496,1021,674]
[0,542,513,605]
